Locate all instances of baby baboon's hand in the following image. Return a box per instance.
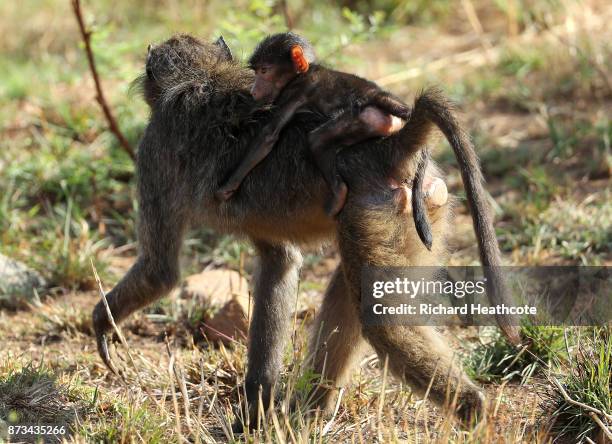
[215,185,237,201]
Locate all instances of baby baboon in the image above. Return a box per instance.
[93,34,515,431]
[215,32,434,248]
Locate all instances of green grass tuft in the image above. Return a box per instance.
[465,325,568,384]
[545,327,611,442]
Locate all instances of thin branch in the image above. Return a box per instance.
[278,0,294,29]
[460,0,495,63]
[321,387,344,436]
[551,377,612,422]
[71,0,135,161]
[589,412,612,441]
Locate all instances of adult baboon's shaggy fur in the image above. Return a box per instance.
[93,34,496,429]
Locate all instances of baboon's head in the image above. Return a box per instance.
[138,34,246,109]
[248,32,316,103]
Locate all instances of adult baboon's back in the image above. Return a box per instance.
[93,34,485,427]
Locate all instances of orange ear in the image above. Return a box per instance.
[290,45,309,73]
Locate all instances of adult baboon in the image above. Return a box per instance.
[93,34,509,429]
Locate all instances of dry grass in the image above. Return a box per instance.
[0,287,580,443]
[0,314,545,443]
[0,0,610,442]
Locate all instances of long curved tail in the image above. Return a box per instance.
[403,87,522,345]
[412,148,433,250]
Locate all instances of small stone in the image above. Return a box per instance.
[203,299,249,344]
[0,254,47,309]
[180,269,250,345]
[181,269,249,305]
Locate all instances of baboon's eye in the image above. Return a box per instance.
[259,67,268,75]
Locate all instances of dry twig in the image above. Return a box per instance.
[550,376,612,440]
[278,0,294,29]
[71,0,135,160]
[589,412,612,441]
[550,377,612,422]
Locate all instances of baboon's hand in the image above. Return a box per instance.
[96,333,119,375]
[456,388,487,427]
[93,302,119,375]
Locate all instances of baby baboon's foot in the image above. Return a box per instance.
[230,404,256,434]
[326,182,348,217]
[360,106,405,136]
[231,418,247,434]
[215,185,237,201]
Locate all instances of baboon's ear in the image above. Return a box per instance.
[145,44,154,78]
[214,35,233,61]
[290,45,309,73]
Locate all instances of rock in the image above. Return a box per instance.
[180,269,250,345]
[203,298,249,344]
[181,269,249,304]
[0,254,47,309]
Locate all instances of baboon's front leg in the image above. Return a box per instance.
[93,205,188,373]
[238,241,303,430]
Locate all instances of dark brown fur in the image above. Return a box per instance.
[215,32,433,249]
[92,34,516,432]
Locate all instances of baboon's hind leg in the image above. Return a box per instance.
[338,192,485,424]
[362,325,485,423]
[305,267,367,412]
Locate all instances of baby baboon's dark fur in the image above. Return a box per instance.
[93,34,516,430]
[217,32,432,248]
